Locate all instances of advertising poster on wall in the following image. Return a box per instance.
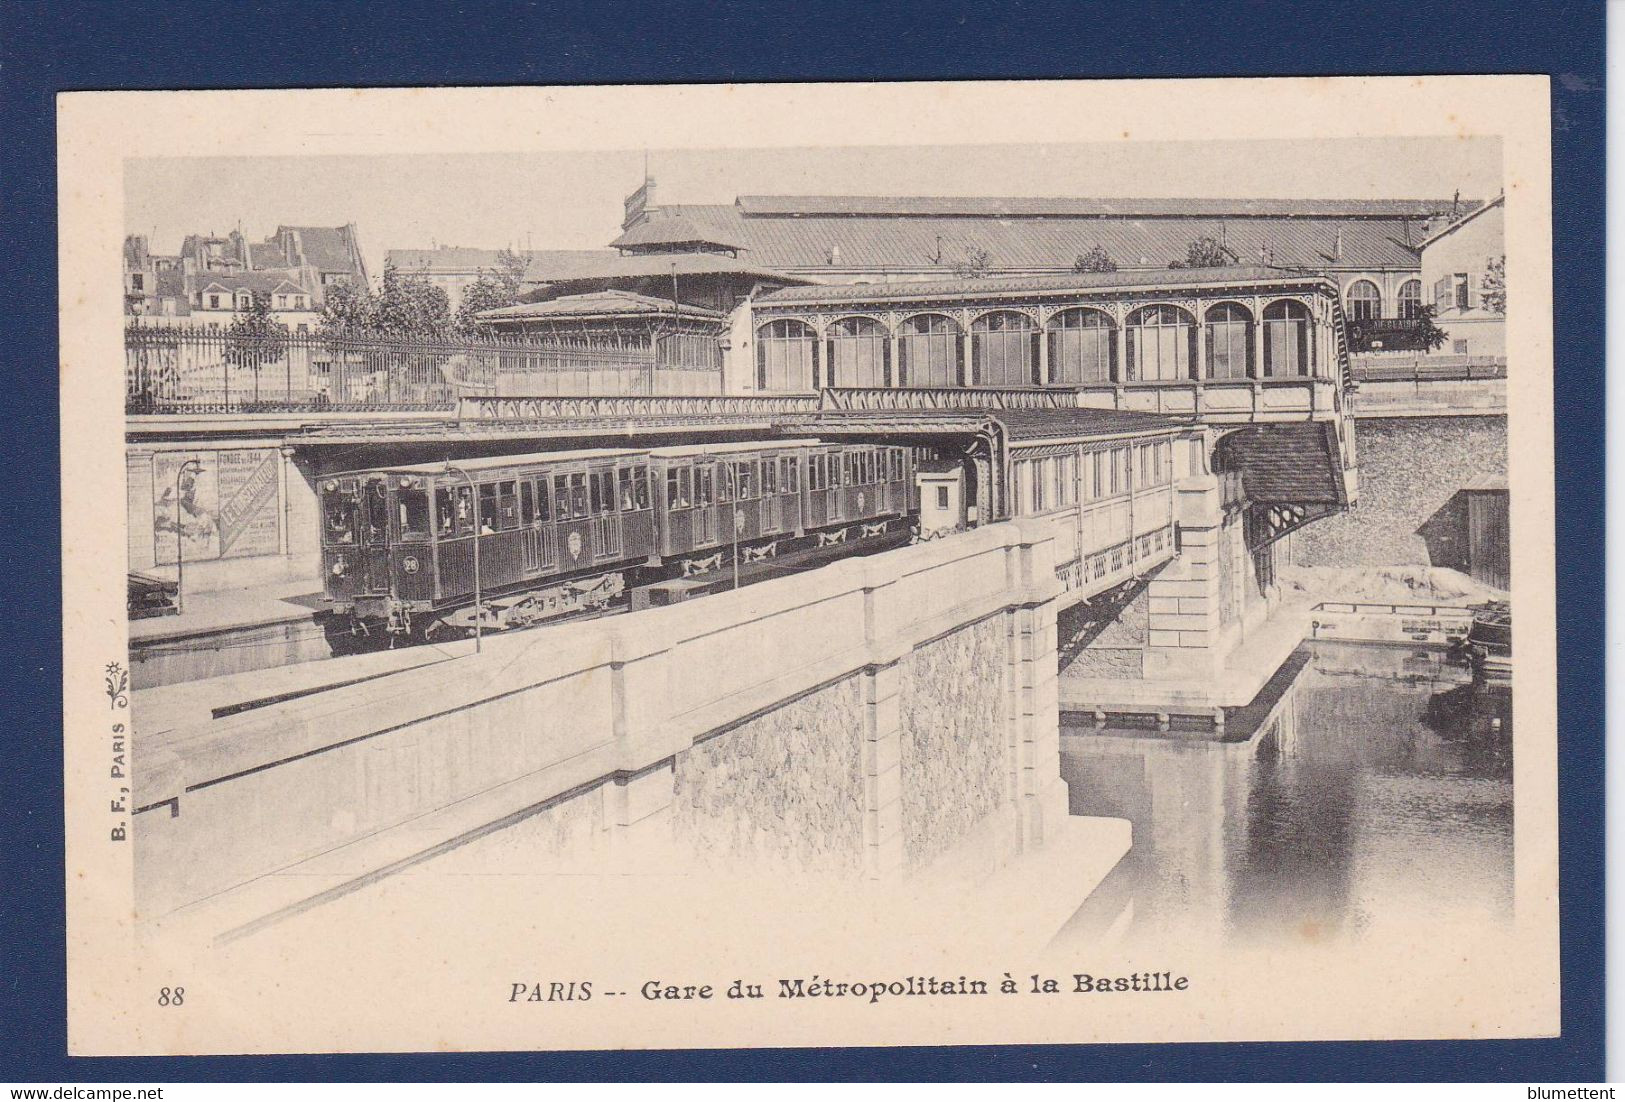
[151,448,279,564]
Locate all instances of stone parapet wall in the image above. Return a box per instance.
[135,517,1065,924]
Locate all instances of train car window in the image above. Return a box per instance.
[786,457,800,494]
[761,458,777,496]
[520,480,535,525]
[552,476,570,521]
[437,485,473,535]
[636,467,651,510]
[569,472,589,517]
[696,465,714,508]
[599,471,617,515]
[363,482,389,544]
[497,480,520,530]
[618,468,637,511]
[478,483,500,534]
[665,468,680,510]
[736,461,756,500]
[534,478,551,522]
[589,471,604,515]
[712,463,728,504]
[678,466,693,508]
[323,494,357,545]
[398,487,431,541]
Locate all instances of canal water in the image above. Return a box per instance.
[1055,641,1513,951]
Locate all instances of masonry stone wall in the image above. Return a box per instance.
[671,676,868,874]
[1057,580,1151,680]
[896,615,1010,871]
[1294,416,1507,568]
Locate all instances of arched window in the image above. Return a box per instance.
[1125,304,1196,381]
[1397,279,1423,319]
[970,311,1038,386]
[825,316,889,388]
[1047,308,1114,384]
[1263,299,1313,377]
[898,313,961,388]
[1204,302,1252,380]
[755,319,818,391]
[1346,280,1382,321]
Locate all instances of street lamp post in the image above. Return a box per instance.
[445,462,482,653]
[174,458,203,616]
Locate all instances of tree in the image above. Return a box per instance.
[455,249,530,334]
[952,245,995,280]
[1407,304,1450,352]
[225,291,290,403]
[1480,254,1506,315]
[317,261,453,339]
[375,260,453,337]
[1168,235,1231,269]
[1072,245,1119,273]
[316,279,378,335]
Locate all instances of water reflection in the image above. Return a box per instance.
[1056,642,1512,950]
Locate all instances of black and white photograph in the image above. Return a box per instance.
[58,77,1558,1054]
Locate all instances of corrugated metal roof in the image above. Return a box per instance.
[609,213,749,252]
[757,265,1331,305]
[478,290,723,321]
[1214,423,1342,504]
[387,247,610,273]
[996,407,1190,441]
[736,195,1473,219]
[519,251,819,287]
[655,203,1428,272]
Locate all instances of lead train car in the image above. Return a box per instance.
[319,439,916,637]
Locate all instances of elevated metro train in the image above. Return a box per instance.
[319,439,917,639]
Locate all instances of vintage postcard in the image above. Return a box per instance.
[60,77,1557,1055]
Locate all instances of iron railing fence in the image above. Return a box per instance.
[1349,354,1508,382]
[125,324,700,413]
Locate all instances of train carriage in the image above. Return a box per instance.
[319,439,916,639]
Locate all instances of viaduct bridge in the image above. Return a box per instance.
[123,286,1504,942]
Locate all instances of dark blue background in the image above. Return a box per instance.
[0,0,1604,1082]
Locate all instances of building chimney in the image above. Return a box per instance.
[828,244,842,266]
[1333,228,1343,260]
